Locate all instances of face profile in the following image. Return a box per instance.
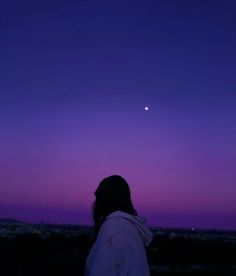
[92,175,137,237]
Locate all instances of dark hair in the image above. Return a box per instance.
[92,175,137,239]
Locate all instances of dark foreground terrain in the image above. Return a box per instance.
[0,221,236,275]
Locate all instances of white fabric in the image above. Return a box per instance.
[85,211,153,276]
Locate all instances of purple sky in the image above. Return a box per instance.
[0,0,236,230]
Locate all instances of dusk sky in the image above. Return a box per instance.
[1,0,236,230]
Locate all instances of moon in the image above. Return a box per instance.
[144,106,149,111]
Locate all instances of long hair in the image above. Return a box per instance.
[92,175,137,240]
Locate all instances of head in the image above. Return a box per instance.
[92,175,137,238]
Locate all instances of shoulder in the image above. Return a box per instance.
[104,214,135,232]
[100,216,127,235]
[96,215,132,244]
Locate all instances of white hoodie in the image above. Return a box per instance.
[85,211,153,276]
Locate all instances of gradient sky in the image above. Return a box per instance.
[0,0,236,230]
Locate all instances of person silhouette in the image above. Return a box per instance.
[85,175,153,276]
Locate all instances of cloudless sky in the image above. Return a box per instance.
[0,0,236,230]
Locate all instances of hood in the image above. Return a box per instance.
[106,211,153,246]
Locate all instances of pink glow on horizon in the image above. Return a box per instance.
[1,122,236,224]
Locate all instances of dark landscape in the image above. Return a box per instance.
[1,219,236,276]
